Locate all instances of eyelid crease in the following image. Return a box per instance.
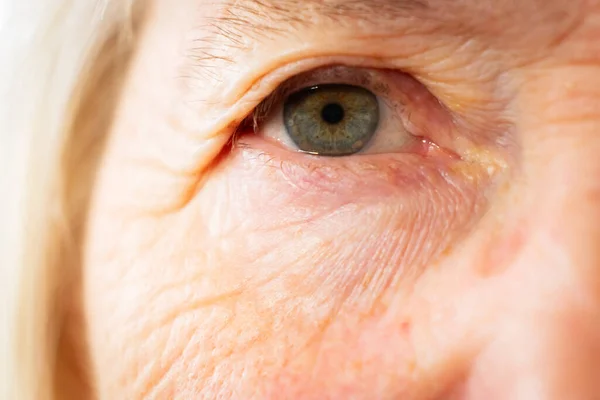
[206,57,406,153]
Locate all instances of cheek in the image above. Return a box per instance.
[83,137,492,398]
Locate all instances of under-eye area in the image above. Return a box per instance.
[189,63,506,319]
[199,64,498,290]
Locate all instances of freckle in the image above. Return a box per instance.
[478,221,527,277]
[440,243,454,257]
[407,359,417,373]
[400,320,411,335]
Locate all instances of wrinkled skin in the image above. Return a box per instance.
[78,0,600,398]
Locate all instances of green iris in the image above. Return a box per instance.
[283,84,380,156]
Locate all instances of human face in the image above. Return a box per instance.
[80,0,600,398]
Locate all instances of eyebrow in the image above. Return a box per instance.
[187,0,431,81]
[228,0,431,25]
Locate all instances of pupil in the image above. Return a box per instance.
[321,103,345,125]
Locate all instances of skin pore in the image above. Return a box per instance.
[72,0,600,398]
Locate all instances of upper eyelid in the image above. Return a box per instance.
[243,66,396,130]
[268,66,391,98]
[232,58,407,128]
[226,56,396,106]
[179,56,403,147]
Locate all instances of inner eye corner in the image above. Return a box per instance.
[239,96,275,133]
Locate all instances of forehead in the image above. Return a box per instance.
[203,0,576,28]
[187,0,583,53]
[146,0,590,112]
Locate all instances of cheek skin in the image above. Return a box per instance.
[83,125,494,398]
[194,135,489,305]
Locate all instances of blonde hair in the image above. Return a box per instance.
[0,1,140,398]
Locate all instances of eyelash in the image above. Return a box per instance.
[237,65,398,140]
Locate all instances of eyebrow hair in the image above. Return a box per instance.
[217,0,430,30]
[186,0,430,82]
[237,0,430,23]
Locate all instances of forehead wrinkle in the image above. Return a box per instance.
[185,0,430,83]
[227,0,431,30]
[183,0,574,88]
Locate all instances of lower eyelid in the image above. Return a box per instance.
[234,135,482,202]
[223,134,491,290]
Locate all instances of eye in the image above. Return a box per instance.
[283,84,380,156]
[244,65,437,157]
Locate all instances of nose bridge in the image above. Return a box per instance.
[522,127,600,302]
[466,216,600,400]
[516,65,600,301]
[475,67,600,397]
